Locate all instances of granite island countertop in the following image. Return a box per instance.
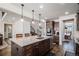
[11,36,52,47]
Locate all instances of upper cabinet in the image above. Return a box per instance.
[76,13,79,31]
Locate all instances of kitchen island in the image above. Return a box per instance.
[11,36,52,56]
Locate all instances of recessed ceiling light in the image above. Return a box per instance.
[65,12,69,15]
[40,5,43,9]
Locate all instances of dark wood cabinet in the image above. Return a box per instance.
[39,40,46,55]
[0,34,3,45]
[32,42,39,56]
[11,42,23,56]
[11,39,50,56]
[76,43,79,56]
[23,45,33,56]
[39,39,50,55]
[11,42,33,56]
[76,13,79,31]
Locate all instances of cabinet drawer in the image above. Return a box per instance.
[24,45,32,50]
[24,49,32,56]
[33,42,39,46]
[23,45,32,56]
[26,49,32,53]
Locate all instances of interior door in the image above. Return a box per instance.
[4,24,12,39]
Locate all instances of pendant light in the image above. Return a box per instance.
[20,4,24,22]
[39,14,41,26]
[41,19,45,22]
[32,10,35,24]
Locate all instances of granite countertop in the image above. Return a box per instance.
[11,36,52,47]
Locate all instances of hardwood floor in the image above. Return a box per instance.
[0,39,11,56]
[0,46,11,56]
[44,44,64,56]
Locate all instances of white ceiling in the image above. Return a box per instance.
[0,3,78,22]
[0,8,31,23]
[13,3,78,19]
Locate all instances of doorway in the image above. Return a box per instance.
[4,24,12,39]
[63,19,75,55]
[63,19,74,41]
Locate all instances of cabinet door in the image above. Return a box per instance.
[23,45,33,56]
[32,42,39,56]
[0,37,3,45]
[11,42,23,56]
[76,43,79,56]
[39,39,50,55]
[0,34,3,45]
[45,39,50,51]
[39,41,45,55]
[76,13,79,30]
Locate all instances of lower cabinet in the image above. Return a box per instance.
[0,34,3,45]
[11,42,23,56]
[39,39,50,55]
[76,43,79,56]
[11,42,33,56]
[11,39,50,56]
[23,45,33,56]
[32,42,39,56]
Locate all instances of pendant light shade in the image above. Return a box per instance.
[20,4,24,22]
[39,23,41,26]
[32,10,35,24]
[32,21,35,24]
[39,14,41,26]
